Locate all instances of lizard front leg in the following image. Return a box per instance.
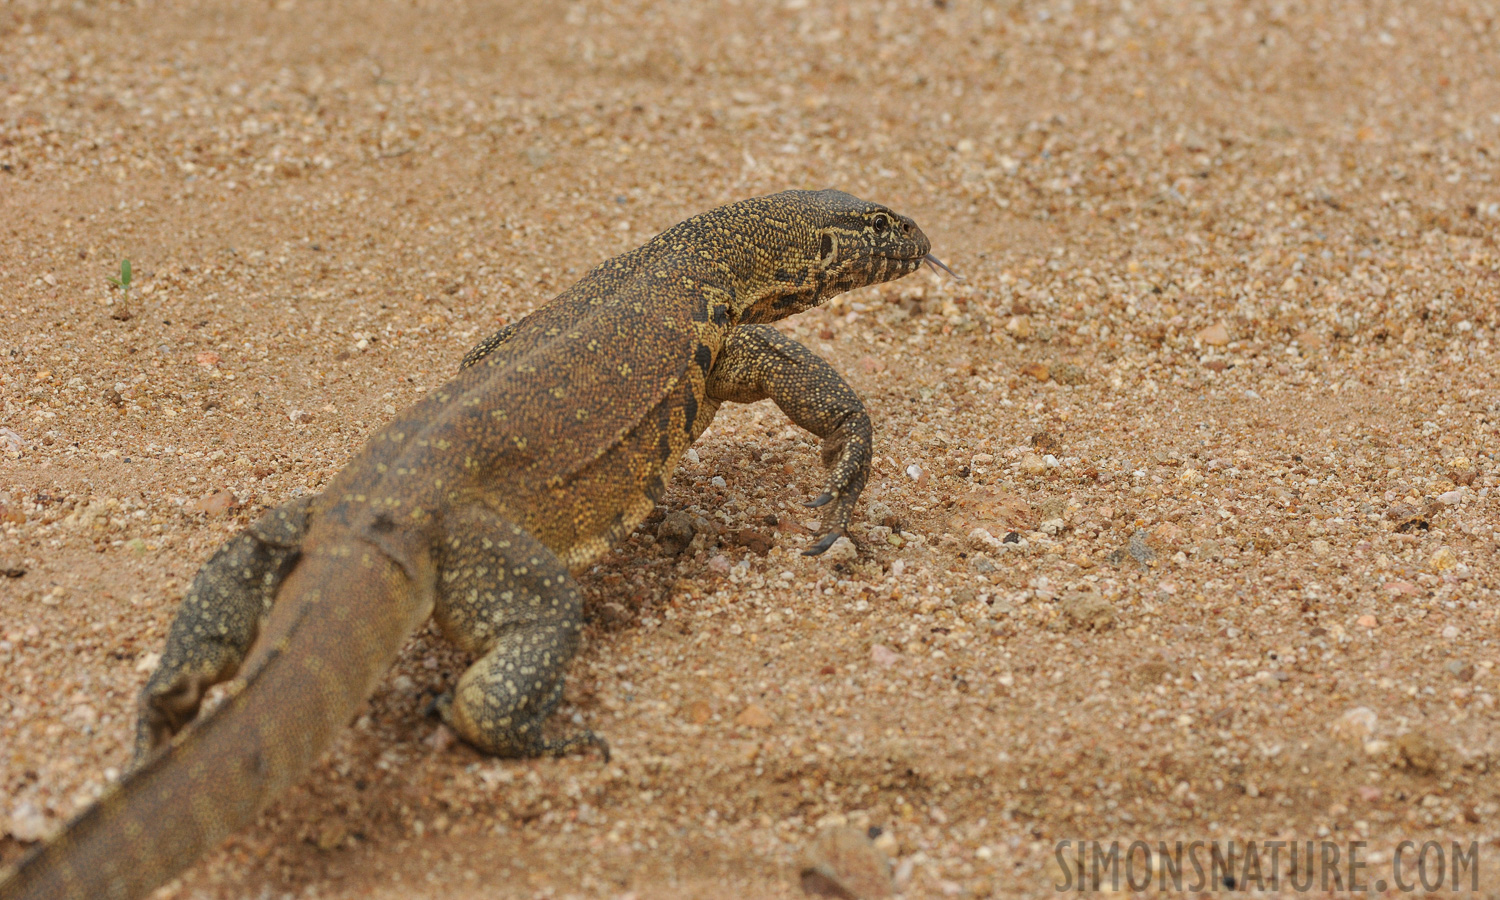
[132,495,312,762]
[706,324,872,556]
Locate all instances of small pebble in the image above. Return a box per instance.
[185,490,239,516]
[710,475,727,488]
[1428,547,1457,572]
[1052,362,1086,385]
[1019,361,1050,381]
[423,723,456,753]
[734,703,774,728]
[1127,529,1156,568]
[1059,591,1114,631]
[655,511,695,555]
[798,825,894,899]
[1329,707,1377,744]
[1396,731,1450,775]
[1150,521,1184,548]
[683,700,713,725]
[7,802,53,842]
[1195,322,1229,345]
[823,536,858,562]
[869,644,900,668]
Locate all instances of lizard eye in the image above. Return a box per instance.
[872,213,892,234]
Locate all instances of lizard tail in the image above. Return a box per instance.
[0,541,433,900]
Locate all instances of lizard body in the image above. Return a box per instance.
[0,189,933,900]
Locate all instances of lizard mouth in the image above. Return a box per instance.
[879,252,960,278]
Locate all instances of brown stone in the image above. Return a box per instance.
[734,703,774,728]
[1030,431,1062,454]
[799,826,893,899]
[1061,591,1115,631]
[1052,362,1086,384]
[1195,322,1230,346]
[1396,731,1450,776]
[731,528,774,555]
[1019,361,1050,381]
[186,490,239,516]
[683,700,713,725]
[656,511,695,554]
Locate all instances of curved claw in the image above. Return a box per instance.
[804,531,842,557]
[804,492,834,509]
[421,692,450,720]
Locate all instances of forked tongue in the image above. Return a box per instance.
[923,253,963,280]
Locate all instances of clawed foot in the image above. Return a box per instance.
[540,730,611,764]
[802,490,855,557]
[803,529,845,557]
[426,691,609,763]
[134,672,215,765]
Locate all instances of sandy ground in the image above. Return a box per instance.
[2,1,1498,897]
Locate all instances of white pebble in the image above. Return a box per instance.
[1329,706,1377,743]
[1437,490,1463,506]
[905,464,923,480]
[1042,454,1058,468]
[823,536,858,562]
[710,476,727,488]
[685,448,700,464]
[1442,625,1460,640]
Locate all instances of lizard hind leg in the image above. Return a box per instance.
[431,506,608,761]
[132,496,312,764]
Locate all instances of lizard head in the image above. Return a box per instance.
[734,189,934,324]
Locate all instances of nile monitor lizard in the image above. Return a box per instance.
[0,189,937,900]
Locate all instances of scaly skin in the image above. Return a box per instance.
[0,189,934,900]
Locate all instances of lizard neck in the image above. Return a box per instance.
[643,209,814,324]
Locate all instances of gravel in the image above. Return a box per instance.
[2,0,1497,897]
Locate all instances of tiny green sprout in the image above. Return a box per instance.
[107,259,133,301]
